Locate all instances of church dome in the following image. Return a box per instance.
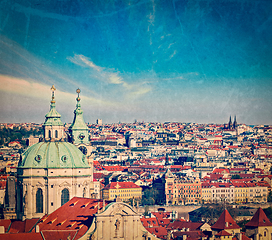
[18,141,89,169]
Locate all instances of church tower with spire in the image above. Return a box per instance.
[228,116,232,130]
[233,115,237,129]
[69,88,92,156]
[17,86,93,220]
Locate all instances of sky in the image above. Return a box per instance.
[0,0,272,125]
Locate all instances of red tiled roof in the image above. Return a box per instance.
[0,233,43,240]
[233,233,251,240]
[215,230,232,236]
[103,182,141,190]
[38,197,111,240]
[157,218,171,227]
[172,230,206,240]
[167,220,202,231]
[245,208,272,227]
[145,226,168,239]
[41,230,78,240]
[0,219,11,233]
[9,221,26,233]
[151,212,171,219]
[140,217,159,227]
[212,168,229,174]
[103,166,126,171]
[212,209,241,230]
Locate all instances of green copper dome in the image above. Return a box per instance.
[18,142,90,169]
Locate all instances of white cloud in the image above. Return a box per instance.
[131,87,152,96]
[0,74,113,106]
[68,54,146,93]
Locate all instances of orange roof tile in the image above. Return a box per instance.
[245,208,272,227]
[212,209,241,230]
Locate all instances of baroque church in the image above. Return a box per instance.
[16,86,94,220]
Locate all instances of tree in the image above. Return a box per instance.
[141,187,160,205]
[231,174,242,179]
[267,191,272,202]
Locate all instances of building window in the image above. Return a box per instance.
[61,188,69,206]
[48,130,51,138]
[36,188,43,213]
[83,188,86,198]
[55,130,58,139]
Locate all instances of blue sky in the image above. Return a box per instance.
[0,0,271,124]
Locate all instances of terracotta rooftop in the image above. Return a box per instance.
[167,220,202,231]
[37,197,111,240]
[245,208,272,227]
[212,209,241,230]
[215,230,232,236]
[103,181,141,190]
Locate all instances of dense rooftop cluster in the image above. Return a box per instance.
[1,121,272,208]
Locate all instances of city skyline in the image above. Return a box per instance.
[0,0,272,125]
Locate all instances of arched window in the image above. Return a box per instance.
[83,188,86,198]
[61,188,69,206]
[55,130,58,139]
[36,188,43,213]
[48,130,51,138]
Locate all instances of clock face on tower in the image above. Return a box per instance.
[79,145,87,155]
[78,133,85,141]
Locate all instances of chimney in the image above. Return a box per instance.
[97,202,100,213]
[102,200,105,212]
[236,233,242,240]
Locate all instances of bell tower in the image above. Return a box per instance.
[69,89,91,155]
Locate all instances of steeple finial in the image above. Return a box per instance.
[76,88,81,101]
[51,85,56,104]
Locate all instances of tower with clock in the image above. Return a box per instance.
[69,88,92,156]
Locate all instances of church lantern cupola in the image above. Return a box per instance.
[43,85,64,141]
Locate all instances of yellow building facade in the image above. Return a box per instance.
[102,182,142,201]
